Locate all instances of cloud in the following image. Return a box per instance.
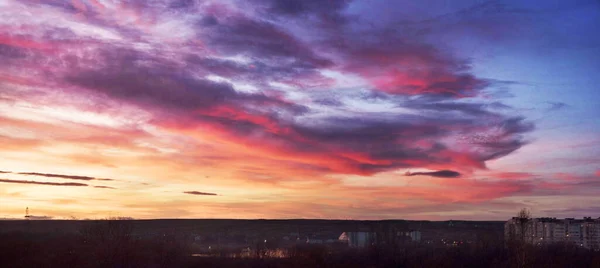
[18,172,96,181]
[55,43,533,175]
[545,101,568,111]
[94,185,116,189]
[541,206,600,218]
[199,14,333,70]
[308,17,491,99]
[250,0,350,17]
[183,191,218,196]
[0,178,87,187]
[492,172,535,180]
[0,135,43,151]
[0,1,535,189]
[0,44,29,62]
[1,170,115,181]
[405,170,462,178]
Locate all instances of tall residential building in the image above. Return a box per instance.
[582,218,600,250]
[505,217,600,250]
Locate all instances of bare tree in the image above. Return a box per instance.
[513,208,532,268]
[80,217,136,267]
[517,208,532,244]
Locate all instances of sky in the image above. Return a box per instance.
[0,0,599,220]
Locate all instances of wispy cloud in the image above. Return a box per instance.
[94,185,116,189]
[18,172,96,181]
[405,170,462,178]
[0,178,87,187]
[545,102,569,112]
[492,172,535,180]
[3,171,115,181]
[184,191,218,196]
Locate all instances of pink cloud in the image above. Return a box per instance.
[0,34,54,50]
[493,172,535,180]
[0,0,555,220]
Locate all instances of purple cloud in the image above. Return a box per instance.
[0,0,535,177]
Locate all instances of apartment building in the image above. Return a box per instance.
[583,219,600,250]
[505,217,600,250]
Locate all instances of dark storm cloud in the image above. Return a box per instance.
[405,170,462,178]
[0,178,87,187]
[184,191,218,196]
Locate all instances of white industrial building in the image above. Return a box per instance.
[396,230,422,242]
[410,230,422,242]
[339,230,422,248]
[338,232,377,248]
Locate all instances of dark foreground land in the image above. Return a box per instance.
[1,219,599,267]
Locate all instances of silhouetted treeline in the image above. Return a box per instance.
[1,219,600,268]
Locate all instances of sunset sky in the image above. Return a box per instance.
[1,0,599,220]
